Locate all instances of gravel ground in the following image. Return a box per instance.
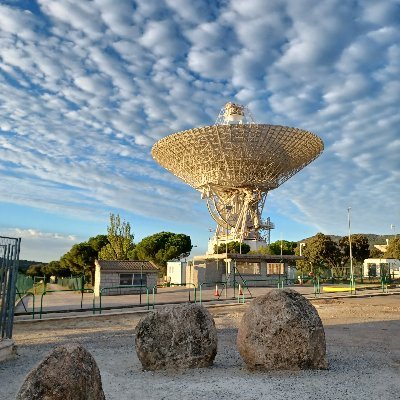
[1,295,400,400]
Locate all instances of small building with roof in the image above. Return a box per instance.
[187,253,301,288]
[94,260,159,296]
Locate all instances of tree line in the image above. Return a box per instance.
[26,214,192,280]
[25,215,400,281]
[297,233,400,278]
[213,233,400,278]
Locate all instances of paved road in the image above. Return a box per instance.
[14,282,400,320]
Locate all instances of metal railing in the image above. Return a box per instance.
[198,281,227,304]
[381,275,389,293]
[98,285,154,314]
[242,278,285,290]
[12,275,399,319]
[39,288,95,319]
[164,282,197,303]
[197,281,252,304]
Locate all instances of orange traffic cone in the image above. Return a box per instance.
[214,284,219,296]
[238,284,243,296]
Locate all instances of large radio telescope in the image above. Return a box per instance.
[152,102,324,248]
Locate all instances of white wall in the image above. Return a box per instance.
[167,261,187,284]
[363,258,400,278]
[94,264,101,296]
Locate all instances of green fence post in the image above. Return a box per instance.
[80,275,85,309]
[39,291,46,319]
[92,291,95,314]
[32,293,35,320]
[199,283,203,305]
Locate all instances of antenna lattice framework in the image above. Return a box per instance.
[152,102,324,244]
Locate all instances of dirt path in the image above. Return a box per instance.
[1,295,400,399]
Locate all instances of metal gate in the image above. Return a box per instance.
[0,236,21,340]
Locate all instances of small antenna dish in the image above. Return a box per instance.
[215,102,255,125]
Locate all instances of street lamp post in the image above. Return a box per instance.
[348,207,355,292]
[391,224,396,238]
[299,242,306,257]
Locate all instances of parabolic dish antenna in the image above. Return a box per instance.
[152,102,324,247]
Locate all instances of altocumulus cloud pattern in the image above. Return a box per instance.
[0,0,399,256]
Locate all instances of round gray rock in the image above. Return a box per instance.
[135,303,217,370]
[237,289,328,370]
[16,343,105,400]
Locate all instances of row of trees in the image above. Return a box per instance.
[27,214,192,280]
[295,233,370,278]
[385,237,400,259]
[213,239,297,255]
[249,233,371,277]
[27,214,400,281]
[298,233,400,278]
[212,233,400,278]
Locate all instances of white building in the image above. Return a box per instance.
[363,258,400,279]
[166,261,187,284]
[186,253,300,287]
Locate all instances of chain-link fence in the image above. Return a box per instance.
[0,236,21,340]
[16,273,33,294]
[58,276,84,291]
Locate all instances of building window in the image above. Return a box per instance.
[120,273,133,285]
[267,263,284,275]
[133,274,147,286]
[236,262,260,274]
[119,273,148,286]
[367,264,377,277]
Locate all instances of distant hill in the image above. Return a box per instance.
[301,234,394,249]
[18,260,46,272]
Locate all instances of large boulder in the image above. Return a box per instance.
[16,343,106,400]
[237,289,328,370]
[135,303,217,370]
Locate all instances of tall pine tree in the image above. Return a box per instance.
[98,213,135,260]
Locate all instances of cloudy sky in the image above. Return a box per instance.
[0,0,399,262]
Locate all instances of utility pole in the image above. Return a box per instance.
[348,207,354,292]
[299,243,306,284]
